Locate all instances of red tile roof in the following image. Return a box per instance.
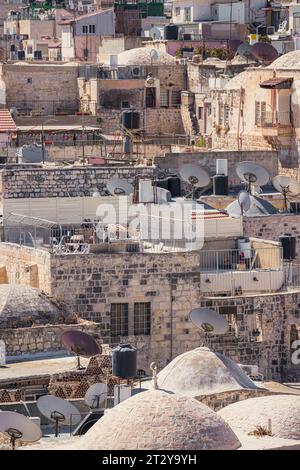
[0,109,17,133]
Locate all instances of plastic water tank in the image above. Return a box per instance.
[216,159,228,176]
[168,176,181,197]
[279,235,296,260]
[156,178,169,191]
[290,202,300,214]
[122,110,140,130]
[17,50,25,60]
[34,50,42,60]
[112,344,137,378]
[213,175,228,195]
[164,24,178,40]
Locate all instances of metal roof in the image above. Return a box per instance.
[260,77,293,89]
[5,213,58,229]
[0,109,17,133]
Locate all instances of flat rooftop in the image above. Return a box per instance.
[0,356,89,383]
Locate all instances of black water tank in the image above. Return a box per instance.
[34,50,42,60]
[156,178,169,191]
[164,24,178,40]
[17,50,25,60]
[168,176,181,197]
[112,343,137,378]
[213,175,229,195]
[279,235,296,260]
[290,202,300,214]
[122,110,140,130]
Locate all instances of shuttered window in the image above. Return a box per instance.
[134,302,151,335]
[111,303,128,339]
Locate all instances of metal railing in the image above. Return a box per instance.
[258,111,292,128]
[199,247,282,273]
[6,100,96,117]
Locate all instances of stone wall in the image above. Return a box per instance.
[145,108,184,135]
[0,243,51,292]
[0,321,99,358]
[155,150,278,187]
[198,388,275,412]
[243,213,300,261]
[1,165,154,199]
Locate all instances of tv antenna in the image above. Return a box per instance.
[236,161,270,193]
[0,411,42,450]
[179,164,211,199]
[272,175,300,212]
[61,330,102,370]
[37,395,82,437]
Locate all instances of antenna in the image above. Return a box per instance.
[189,308,229,335]
[37,395,82,437]
[0,411,41,450]
[107,178,134,196]
[84,383,107,410]
[236,161,270,193]
[179,164,211,199]
[272,175,300,212]
[61,330,102,370]
[238,190,251,216]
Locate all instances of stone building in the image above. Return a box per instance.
[78,47,185,134]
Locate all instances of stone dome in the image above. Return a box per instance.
[36,390,241,450]
[0,284,67,328]
[268,50,300,69]
[148,347,259,396]
[224,70,249,90]
[218,395,300,440]
[117,47,176,66]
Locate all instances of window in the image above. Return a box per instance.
[111,303,128,339]
[82,25,88,34]
[89,24,95,34]
[171,90,181,107]
[198,107,204,120]
[27,77,32,84]
[255,101,266,126]
[224,104,230,125]
[134,302,151,335]
[184,7,191,22]
[175,7,180,16]
[27,45,33,54]
[160,89,169,108]
[121,101,130,109]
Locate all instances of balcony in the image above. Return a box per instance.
[199,247,285,296]
[258,111,293,137]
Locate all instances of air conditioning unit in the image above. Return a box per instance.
[131,66,141,78]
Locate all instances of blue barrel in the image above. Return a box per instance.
[112,343,137,378]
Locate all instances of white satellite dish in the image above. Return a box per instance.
[107,178,133,196]
[272,175,300,211]
[150,49,159,64]
[85,383,107,409]
[179,164,211,199]
[92,190,101,197]
[236,161,270,192]
[0,411,42,450]
[238,190,251,215]
[37,395,81,437]
[189,308,229,335]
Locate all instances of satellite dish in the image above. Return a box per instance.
[179,164,211,199]
[238,190,251,215]
[189,308,229,335]
[92,190,100,197]
[237,42,253,60]
[226,195,277,218]
[107,178,133,196]
[150,49,159,63]
[236,161,270,192]
[251,42,278,65]
[0,411,42,450]
[272,175,300,211]
[156,187,172,204]
[37,395,81,437]
[61,330,102,370]
[85,383,107,409]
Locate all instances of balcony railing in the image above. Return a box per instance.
[199,247,282,273]
[258,110,292,128]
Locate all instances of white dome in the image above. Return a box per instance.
[31,390,241,450]
[146,347,259,396]
[219,395,300,440]
[117,47,176,66]
[268,50,300,69]
[224,70,249,90]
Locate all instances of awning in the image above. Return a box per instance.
[260,77,293,89]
